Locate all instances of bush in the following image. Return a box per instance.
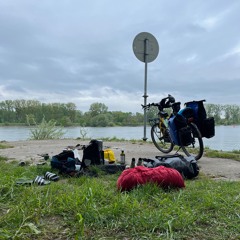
[29,118,65,140]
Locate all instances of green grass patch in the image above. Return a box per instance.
[95,137,148,144]
[204,148,240,161]
[0,156,8,162]
[0,142,14,149]
[0,161,240,239]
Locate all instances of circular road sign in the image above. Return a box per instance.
[132,32,159,63]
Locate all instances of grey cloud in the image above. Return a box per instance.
[0,0,240,112]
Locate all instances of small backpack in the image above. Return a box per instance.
[82,139,104,168]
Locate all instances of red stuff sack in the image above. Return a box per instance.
[117,166,185,192]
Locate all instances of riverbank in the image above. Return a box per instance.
[1,139,240,180]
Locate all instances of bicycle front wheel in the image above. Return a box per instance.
[151,123,174,153]
[181,123,204,160]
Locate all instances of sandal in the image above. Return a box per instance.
[16,176,50,186]
[44,172,60,181]
[33,176,51,185]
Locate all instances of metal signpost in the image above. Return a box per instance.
[132,32,159,141]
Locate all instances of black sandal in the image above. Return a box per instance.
[44,172,60,181]
[16,176,51,186]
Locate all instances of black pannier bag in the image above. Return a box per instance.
[82,139,104,168]
[185,100,215,138]
[202,117,215,138]
[178,126,193,146]
[174,114,192,146]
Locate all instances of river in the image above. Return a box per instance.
[0,125,239,151]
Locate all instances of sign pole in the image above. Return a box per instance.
[132,32,159,141]
[143,39,148,141]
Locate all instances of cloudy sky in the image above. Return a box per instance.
[0,0,240,113]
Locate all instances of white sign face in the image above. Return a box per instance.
[133,32,159,63]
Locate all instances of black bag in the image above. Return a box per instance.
[51,150,80,174]
[82,139,104,168]
[143,154,199,179]
[185,100,215,138]
[174,114,192,146]
[178,126,193,146]
[202,117,215,138]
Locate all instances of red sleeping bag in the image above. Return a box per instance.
[117,166,185,191]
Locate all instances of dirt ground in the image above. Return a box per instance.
[1,139,240,180]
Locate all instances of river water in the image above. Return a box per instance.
[0,125,239,151]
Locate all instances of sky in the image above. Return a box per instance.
[0,0,240,113]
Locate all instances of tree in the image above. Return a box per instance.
[223,105,240,125]
[89,103,108,117]
[205,104,222,124]
[89,114,109,127]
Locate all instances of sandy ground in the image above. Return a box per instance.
[1,139,240,180]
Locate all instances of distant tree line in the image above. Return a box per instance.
[0,99,239,127]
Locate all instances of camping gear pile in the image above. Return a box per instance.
[50,139,125,176]
[16,139,200,190]
[47,139,199,191]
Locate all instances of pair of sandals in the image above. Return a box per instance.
[16,172,59,186]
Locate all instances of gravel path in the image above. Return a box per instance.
[1,139,240,180]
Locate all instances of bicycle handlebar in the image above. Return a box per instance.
[141,102,158,110]
[142,94,175,111]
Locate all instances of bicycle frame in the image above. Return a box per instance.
[159,115,168,136]
[149,113,168,135]
[143,94,204,160]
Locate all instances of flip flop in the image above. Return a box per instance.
[44,172,60,181]
[16,176,51,186]
[33,176,51,185]
[16,179,33,185]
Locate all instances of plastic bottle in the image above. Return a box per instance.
[130,158,135,168]
[120,150,125,165]
[137,158,143,166]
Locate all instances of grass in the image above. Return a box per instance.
[0,142,14,149]
[0,141,240,239]
[204,147,240,161]
[84,136,143,144]
[0,158,240,239]
[172,143,240,162]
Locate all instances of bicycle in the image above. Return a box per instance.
[142,94,204,160]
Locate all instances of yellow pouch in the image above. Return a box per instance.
[104,149,116,163]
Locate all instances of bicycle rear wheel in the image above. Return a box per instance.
[151,123,174,153]
[181,123,204,160]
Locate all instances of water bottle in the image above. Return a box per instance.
[120,150,125,165]
[137,158,143,166]
[130,158,135,168]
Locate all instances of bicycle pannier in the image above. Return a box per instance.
[202,117,215,138]
[168,115,180,145]
[169,114,192,146]
[185,100,215,138]
[178,126,193,146]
